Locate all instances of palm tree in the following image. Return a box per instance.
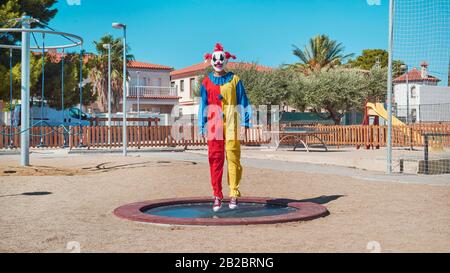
[288,34,354,73]
[88,34,134,112]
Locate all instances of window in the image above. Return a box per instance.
[411,109,417,123]
[190,78,196,99]
[138,76,146,86]
[410,86,417,98]
[171,81,175,88]
[180,80,184,92]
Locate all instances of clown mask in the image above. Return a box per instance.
[204,43,236,73]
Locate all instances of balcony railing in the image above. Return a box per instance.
[128,86,178,98]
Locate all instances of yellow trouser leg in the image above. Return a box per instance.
[226,140,242,198]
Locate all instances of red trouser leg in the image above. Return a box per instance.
[208,139,225,200]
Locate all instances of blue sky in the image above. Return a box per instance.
[49,0,389,69]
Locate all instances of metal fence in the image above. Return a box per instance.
[394,103,450,123]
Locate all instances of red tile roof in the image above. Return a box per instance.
[33,50,172,72]
[33,50,94,63]
[127,60,173,71]
[393,67,440,83]
[170,62,273,80]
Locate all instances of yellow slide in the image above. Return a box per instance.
[366,102,405,126]
[366,102,421,145]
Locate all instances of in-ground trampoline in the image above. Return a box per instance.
[114,197,329,226]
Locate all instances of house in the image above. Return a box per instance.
[88,60,177,125]
[170,62,272,118]
[393,62,450,123]
[123,61,178,116]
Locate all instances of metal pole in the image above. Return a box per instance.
[137,71,140,119]
[406,72,409,124]
[21,16,31,166]
[122,27,127,156]
[424,134,429,175]
[9,48,14,148]
[107,45,112,146]
[405,69,413,150]
[38,33,46,147]
[78,47,85,148]
[61,48,68,148]
[136,71,141,149]
[387,0,394,174]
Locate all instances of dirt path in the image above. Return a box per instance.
[0,153,449,253]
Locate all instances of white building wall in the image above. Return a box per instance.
[121,68,178,123]
[129,69,171,87]
[171,75,200,117]
[394,83,450,122]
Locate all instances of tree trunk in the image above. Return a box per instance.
[325,106,342,125]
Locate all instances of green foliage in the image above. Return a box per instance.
[194,66,213,98]
[88,34,134,112]
[289,69,368,124]
[286,71,307,112]
[0,0,59,104]
[347,49,406,77]
[232,64,291,106]
[0,0,20,26]
[287,34,354,73]
[347,49,388,70]
[1,51,96,108]
[196,64,291,107]
[0,0,57,29]
[366,66,388,102]
[1,53,42,103]
[32,53,96,109]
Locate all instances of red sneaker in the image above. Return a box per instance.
[213,197,222,212]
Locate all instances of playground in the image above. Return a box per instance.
[1,150,449,253]
[1,0,450,255]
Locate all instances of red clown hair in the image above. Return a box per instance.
[204,43,237,61]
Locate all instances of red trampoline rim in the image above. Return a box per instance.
[113,197,329,226]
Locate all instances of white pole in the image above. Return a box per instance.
[137,71,140,119]
[21,16,31,167]
[406,72,409,124]
[107,45,112,145]
[122,27,127,156]
[387,0,394,174]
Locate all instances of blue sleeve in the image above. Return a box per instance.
[236,80,252,127]
[198,84,208,134]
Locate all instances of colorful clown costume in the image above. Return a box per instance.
[198,71,251,200]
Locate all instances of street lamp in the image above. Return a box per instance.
[112,22,127,156]
[401,64,410,124]
[103,43,112,146]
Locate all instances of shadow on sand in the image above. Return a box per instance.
[267,195,345,206]
[0,191,53,198]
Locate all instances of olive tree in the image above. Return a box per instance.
[289,69,368,124]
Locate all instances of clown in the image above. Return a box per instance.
[199,43,252,212]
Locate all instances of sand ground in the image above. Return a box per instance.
[0,150,449,253]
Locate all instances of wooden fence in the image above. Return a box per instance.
[283,124,450,148]
[0,125,271,149]
[1,124,449,149]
